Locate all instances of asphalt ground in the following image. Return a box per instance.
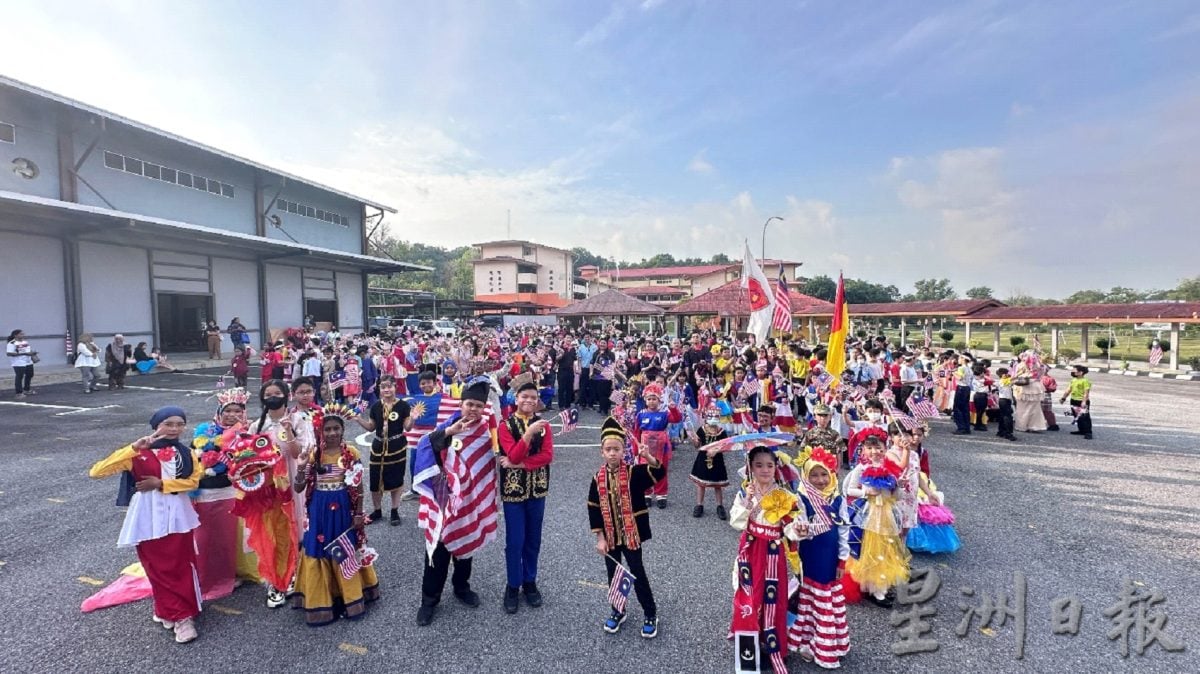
[0,369,1197,673]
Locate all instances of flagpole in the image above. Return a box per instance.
[603,553,638,579]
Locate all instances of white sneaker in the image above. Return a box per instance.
[173,618,198,643]
[400,490,419,502]
[152,615,175,630]
[266,587,287,608]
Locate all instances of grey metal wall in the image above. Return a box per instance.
[336,271,364,332]
[0,94,61,200]
[78,241,154,342]
[212,257,261,342]
[264,264,302,334]
[0,231,67,365]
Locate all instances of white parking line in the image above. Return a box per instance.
[0,401,122,416]
[123,385,213,396]
[56,404,122,416]
[171,372,228,379]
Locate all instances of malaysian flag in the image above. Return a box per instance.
[1149,341,1164,366]
[413,409,499,561]
[324,530,362,580]
[906,395,940,420]
[1031,332,1042,352]
[557,407,579,433]
[771,270,793,333]
[404,393,461,447]
[884,401,921,431]
[607,559,637,613]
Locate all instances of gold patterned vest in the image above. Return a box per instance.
[500,414,550,503]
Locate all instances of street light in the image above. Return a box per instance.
[762,216,783,261]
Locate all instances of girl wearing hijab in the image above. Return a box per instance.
[106,334,132,389]
[88,406,203,643]
[793,446,851,669]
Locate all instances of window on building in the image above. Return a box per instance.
[0,122,14,144]
[123,157,143,175]
[207,180,222,195]
[160,167,176,183]
[142,163,161,180]
[104,150,123,169]
[177,171,193,188]
[220,183,234,197]
[102,150,234,198]
[522,245,533,256]
[193,175,208,191]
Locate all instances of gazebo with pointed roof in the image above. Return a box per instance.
[667,279,834,338]
[553,289,665,329]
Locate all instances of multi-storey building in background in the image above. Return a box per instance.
[472,240,586,313]
[0,76,425,364]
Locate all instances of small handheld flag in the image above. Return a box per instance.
[325,529,362,580]
[557,407,579,434]
[605,556,637,613]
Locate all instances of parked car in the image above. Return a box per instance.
[479,314,504,329]
[432,320,457,337]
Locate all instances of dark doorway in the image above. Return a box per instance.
[306,299,337,325]
[157,293,212,352]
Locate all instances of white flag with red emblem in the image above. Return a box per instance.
[741,241,775,344]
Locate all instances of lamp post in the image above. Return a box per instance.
[761,216,783,261]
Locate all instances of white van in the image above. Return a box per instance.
[432,320,457,337]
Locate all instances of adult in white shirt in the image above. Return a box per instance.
[75,332,105,393]
[6,329,37,397]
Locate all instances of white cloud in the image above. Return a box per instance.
[576,4,627,48]
[687,149,715,175]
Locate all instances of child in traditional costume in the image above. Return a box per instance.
[905,474,958,554]
[842,434,910,607]
[793,446,851,669]
[588,416,665,638]
[728,446,805,673]
[689,405,729,520]
[635,382,682,508]
[89,406,204,643]
[190,389,249,600]
[290,404,380,625]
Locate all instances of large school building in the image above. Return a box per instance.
[0,76,427,365]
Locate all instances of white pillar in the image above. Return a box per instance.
[993,324,1001,355]
[1051,326,1059,358]
[964,322,973,350]
[1080,325,1089,362]
[1170,322,1180,370]
[900,318,907,347]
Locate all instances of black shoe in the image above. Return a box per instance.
[503,586,520,614]
[1047,425,1060,431]
[692,505,704,518]
[973,426,987,431]
[367,509,383,525]
[866,591,895,609]
[522,582,543,608]
[1006,435,1017,441]
[416,597,438,626]
[454,589,480,608]
[716,505,728,521]
[1070,430,1084,435]
[389,509,401,526]
[1084,434,1093,440]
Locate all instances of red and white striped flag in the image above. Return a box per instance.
[414,409,499,561]
[1149,342,1163,366]
[771,270,793,333]
[884,401,921,430]
[906,395,940,420]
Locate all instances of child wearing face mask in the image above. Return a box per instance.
[689,405,729,520]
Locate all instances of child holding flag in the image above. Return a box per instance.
[589,417,665,638]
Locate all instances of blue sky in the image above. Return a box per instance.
[6,1,1199,297]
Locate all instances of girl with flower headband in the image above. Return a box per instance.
[190,388,250,600]
[635,382,683,509]
[728,445,806,673]
[290,404,380,625]
[842,433,910,607]
[689,404,730,520]
[792,446,851,669]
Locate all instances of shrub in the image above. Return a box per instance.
[1094,336,1116,353]
[952,340,968,351]
[1189,355,1200,371]
[856,329,868,339]
[938,330,954,344]
[1058,347,1080,361]
[1148,340,1170,352]
[1009,335,1026,348]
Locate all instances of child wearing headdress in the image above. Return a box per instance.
[842,434,910,606]
[793,446,851,669]
[635,382,682,509]
[588,417,665,638]
[728,445,806,673]
[689,404,729,520]
[190,388,249,600]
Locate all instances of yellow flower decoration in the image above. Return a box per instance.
[760,488,797,524]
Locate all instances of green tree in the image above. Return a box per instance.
[844,279,900,304]
[803,275,836,302]
[1171,276,1200,301]
[1065,289,1105,304]
[1104,287,1145,304]
[1005,293,1040,306]
[571,246,609,269]
[965,286,994,300]
[708,253,732,265]
[912,278,957,301]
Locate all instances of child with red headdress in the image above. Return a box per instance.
[635,382,682,509]
[792,446,851,669]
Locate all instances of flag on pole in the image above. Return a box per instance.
[771,269,793,333]
[742,241,775,344]
[606,558,637,613]
[906,394,940,420]
[557,407,579,433]
[324,530,363,580]
[1149,341,1163,366]
[884,401,921,431]
[825,273,849,380]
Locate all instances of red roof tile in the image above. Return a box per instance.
[667,280,834,317]
[850,299,1003,316]
[552,289,665,316]
[960,302,1200,323]
[621,285,687,296]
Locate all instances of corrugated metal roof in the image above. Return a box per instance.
[850,299,1004,316]
[667,280,834,317]
[621,285,687,295]
[601,264,733,279]
[473,240,574,255]
[960,303,1200,323]
[0,75,396,213]
[471,256,541,266]
[553,289,665,316]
